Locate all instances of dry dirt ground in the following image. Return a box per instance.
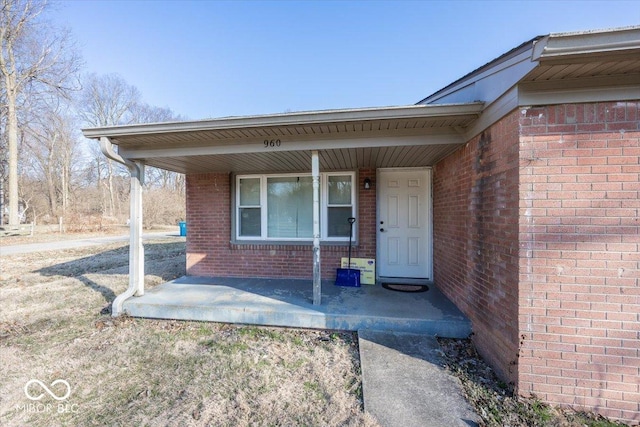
[0,234,633,426]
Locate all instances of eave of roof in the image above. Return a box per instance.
[532,25,640,62]
[82,102,484,142]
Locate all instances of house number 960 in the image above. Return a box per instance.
[263,139,281,148]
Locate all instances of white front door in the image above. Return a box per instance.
[377,168,432,281]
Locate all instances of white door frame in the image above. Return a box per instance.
[376,167,433,284]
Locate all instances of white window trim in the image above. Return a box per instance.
[236,172,356,242]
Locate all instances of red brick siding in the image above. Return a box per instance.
[433,110,522,385]
[518,101,640,422]
[185,169,376,280]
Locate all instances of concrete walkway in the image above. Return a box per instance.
[359,330,478,427]
[0,230,183,256]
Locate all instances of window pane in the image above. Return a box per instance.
[267,176,313,238]
[328,207,353,237]
[328,175,351,205]
[239,178,260,206]
[239,208,261,236]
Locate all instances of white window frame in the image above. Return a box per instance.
[236,172,356,242]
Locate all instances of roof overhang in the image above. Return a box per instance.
[82,103,484,174]
[419,26,640,141]
[520,26,640,101]
[531,26,640,64]
[421,26,640,106]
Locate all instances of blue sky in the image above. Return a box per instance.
[53,0,639,121]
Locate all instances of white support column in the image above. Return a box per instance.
[130,161,145,296]
[312,151,321,305]
[101,135,146,316]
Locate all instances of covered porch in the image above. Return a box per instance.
[123,276,472,337]
[82,103,484,324]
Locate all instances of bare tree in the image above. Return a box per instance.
[20,100,81,218]
[0,102,6,224]
[128,102,178,125]
[78,73,142,218]
[79,78,186,223]
[78,73,141,128]
[0,0,81,224]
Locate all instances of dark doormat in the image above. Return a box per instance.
[381,283,429,293]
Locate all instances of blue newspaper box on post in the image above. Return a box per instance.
[179,221,187,236]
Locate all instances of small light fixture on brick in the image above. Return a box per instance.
[364,177,372,189]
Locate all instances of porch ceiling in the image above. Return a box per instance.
[83,103,484,174]
[140,144,463,174]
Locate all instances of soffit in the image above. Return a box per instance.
[523,57,640,82]
[83,103,484,174]
[84,103,483,149]
[140,144,462,174]
[108,114,477,150]
[523,26,640,83]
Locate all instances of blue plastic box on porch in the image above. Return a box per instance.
[179,221,187,236]
[335,268,361,287]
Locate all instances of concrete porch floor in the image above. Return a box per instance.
[123,276,472,338]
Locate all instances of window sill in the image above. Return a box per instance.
[230,240,357,251]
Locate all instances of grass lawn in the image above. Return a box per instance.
[0,238,377,426]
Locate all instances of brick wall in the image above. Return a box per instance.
[185,169,376,280]
[518,101,640,422]
[433,109,522,385]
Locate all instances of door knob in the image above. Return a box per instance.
[380,228,385,232]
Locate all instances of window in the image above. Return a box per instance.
[236,172,355,241]
[327,175,353,237]
[238,178,261,237]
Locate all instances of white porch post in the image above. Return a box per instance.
[130,161,145,296]
[312,151,321,305]
[111,160,145,315]
[100,137,146,316]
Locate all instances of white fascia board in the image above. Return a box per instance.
[82,103,484,140]
[461,80,640,142]
[518,74,640,106]
[461,78,640,141]
[519,84,640,106]
[532,26,640,62]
